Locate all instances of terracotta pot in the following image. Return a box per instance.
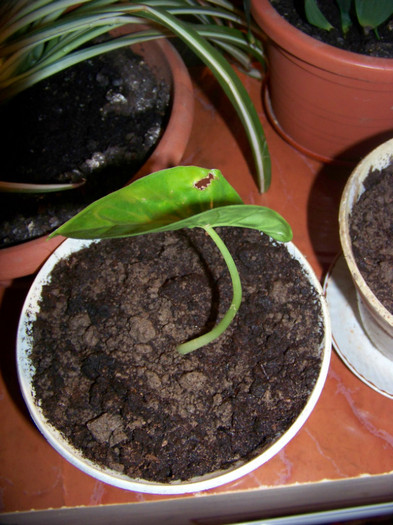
[0,37,194,281]
[17,236,331,494]
[251,0,393,164]
[339,138,393,359]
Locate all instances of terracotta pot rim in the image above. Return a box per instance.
[0,37,194,281]
[339,138,393,327]
[17,235,331,495]
[251,0,393,79]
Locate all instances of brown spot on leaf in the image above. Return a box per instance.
[194,171,216,190]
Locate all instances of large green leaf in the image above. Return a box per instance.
[51,166,291,241]
[51,166,243,238]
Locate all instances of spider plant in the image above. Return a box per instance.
[305,0,393,37]
[0,0,270,193]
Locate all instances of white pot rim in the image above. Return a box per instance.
[17,235,331,494]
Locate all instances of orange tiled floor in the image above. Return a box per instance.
[1,66,392,514]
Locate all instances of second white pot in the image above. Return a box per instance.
[339,138,393,359]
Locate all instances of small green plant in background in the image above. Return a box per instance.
[305,0,393,36]
[51,166,292,354]
[0,0,271,193]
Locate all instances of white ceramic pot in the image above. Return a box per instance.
[17,237,331,494]
[339,138,393,359]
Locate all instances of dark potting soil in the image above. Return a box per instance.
[270,0,393,58]
[0,47,170,248]
[29,227,324,483]
[349,160,393,315]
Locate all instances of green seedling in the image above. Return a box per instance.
[51,166,292,355]
[305,0,393,36]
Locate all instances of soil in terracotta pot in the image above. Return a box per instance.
[0,46,170,248]
[270,0,393,57]
[349,161,393,315]
[28,227,324,483]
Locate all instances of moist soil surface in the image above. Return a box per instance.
[28,227,324,483]
[349,160,393,315]
[0,46,170,248]
[270,0,393,57]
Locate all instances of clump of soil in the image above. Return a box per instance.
[349,161,393,315]
[0,46,170,248]
[28,227,324,483]
[270,0,393,57]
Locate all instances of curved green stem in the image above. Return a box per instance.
[177,225,242,355]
